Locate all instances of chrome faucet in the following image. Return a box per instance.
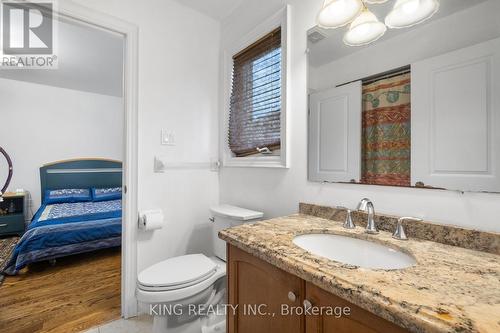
[336,206,355,229]
[357,198,378,234]
[393,217,423,240]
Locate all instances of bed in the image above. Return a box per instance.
[3,159,123,275]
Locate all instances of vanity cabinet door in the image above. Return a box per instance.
[227,245,305,333]
[304,282,407,333]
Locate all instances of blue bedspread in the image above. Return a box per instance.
[3,199,122,275]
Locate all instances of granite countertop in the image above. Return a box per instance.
[219,214,500,333]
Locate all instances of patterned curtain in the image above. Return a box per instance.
[361,73,411,187]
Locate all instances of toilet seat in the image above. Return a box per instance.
[138,270,217,292]
[136,256,226,304]
[138,254,217,291]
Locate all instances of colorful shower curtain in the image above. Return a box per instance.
[361,73,411,187]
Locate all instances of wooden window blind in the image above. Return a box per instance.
[229,27,282,157]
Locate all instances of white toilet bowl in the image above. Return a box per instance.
[137,255,226,333]
[137,205,263,333]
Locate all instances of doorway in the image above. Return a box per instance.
[0,2,139,331]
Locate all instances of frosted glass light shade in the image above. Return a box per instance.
[317,0,363,29]
[385,0,439,28]
[365,0,389,3]
[343,9,387,46]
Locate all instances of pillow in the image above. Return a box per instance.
[44,188,92,204]
[91,187,122,202]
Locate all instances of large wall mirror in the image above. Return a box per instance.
[307,0,500,192]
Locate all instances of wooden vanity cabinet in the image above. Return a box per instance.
[227,244,305,333]
[305,282,407,333]
[227,244,408,333]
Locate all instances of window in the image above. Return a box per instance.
[223,7,289,168]
[228,28,282,157]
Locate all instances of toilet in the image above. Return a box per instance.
[137,205,263,333]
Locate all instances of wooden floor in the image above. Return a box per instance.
[0,248,121,333]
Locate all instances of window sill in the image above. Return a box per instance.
[223,155,289,169]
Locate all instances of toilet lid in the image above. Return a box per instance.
[138,254,217,289]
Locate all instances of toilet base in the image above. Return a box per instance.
[148,276,227,333]
[153,314,225,333]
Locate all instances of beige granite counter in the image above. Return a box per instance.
[219,213,500,333]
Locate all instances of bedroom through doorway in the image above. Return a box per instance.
[0,9,126,333]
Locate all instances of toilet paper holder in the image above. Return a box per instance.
[138,209,164,231]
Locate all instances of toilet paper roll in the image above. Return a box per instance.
[139,209,164,231]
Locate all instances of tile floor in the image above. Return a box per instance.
[84,315,153,333]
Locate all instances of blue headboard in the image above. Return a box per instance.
[40,158,122,202]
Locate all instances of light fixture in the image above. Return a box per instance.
[385,0,440,29]
[343,8,387,46]
[316,0,440,47]
[317,0,364,29]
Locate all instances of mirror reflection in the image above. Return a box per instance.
[307,0,499,192]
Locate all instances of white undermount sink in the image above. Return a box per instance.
[292,234,416,270]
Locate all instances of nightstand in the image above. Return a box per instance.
[0,192,26,237]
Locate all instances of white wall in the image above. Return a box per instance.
[219,0,500,233]
[72,0,221,271]
[0,78,123,210]
[0,18,124,97]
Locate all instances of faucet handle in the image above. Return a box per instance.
[336,206,355,229]
[393,217,423,240]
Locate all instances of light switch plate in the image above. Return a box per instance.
[161,130,175,145]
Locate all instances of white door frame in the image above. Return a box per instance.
[55,2,139,318]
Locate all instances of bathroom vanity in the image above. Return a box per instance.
[219,204,500,333]
[226,245,406,333]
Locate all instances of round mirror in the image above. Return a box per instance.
[0,147,13,195]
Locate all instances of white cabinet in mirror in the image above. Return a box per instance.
[307,0,500,193]
[309,81,362,183]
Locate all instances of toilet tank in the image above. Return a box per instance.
[210,205,263,261]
